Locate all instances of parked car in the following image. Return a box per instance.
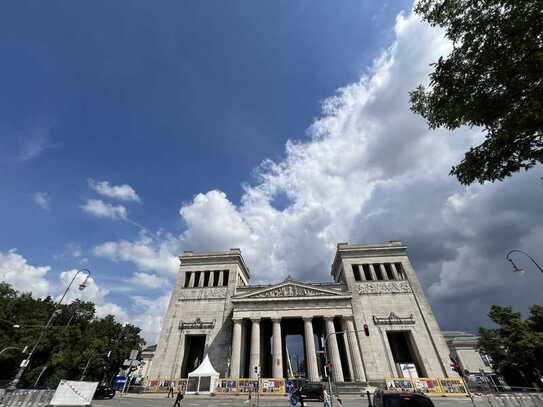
[300,382,324,401]
[372,389,435,407]
[94,385,116,399]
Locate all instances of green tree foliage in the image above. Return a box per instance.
[479,305,543,386]
[410,0,543,185]
[0,282,145,388]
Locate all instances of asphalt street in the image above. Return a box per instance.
[92,395,485,407]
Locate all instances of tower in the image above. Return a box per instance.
[148,249,250,379]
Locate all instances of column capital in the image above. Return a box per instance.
[323,316,335,322]
[232,317,243,324]
[271,317,282,323]
[302,316,313,323]
[250,317,261,323]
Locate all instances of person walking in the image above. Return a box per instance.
[323,389,331,407]
[167,381,175,398]
[172,388,184,407]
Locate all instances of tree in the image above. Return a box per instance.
[0,283,145,388]
[410,0,543,185]
[479,305,543,387]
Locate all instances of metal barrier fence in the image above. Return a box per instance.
[144,378,286,394]
[385,377,468,395]
[142,379,187,393]
[0,389,54,407]
[215,378,285,394]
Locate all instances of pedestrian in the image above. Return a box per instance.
[289,383,299,407]
[299,386,305,407]
[323,389,331,407]
[167,381,175,398]
[172,388,184,407]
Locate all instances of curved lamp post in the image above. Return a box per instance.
[506,250,543,275]
[7,269,92,390]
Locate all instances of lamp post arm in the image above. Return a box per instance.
[57,269,91,307]
[506,250,543,275]
[0,347,22,356]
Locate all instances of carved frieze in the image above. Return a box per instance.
[373,312,415,325]
[358,281,411,295]
[179,318,216,330]
[178,287,227,300]
[252,284,336,298]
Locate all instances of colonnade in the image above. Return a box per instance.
[229,316,366,382]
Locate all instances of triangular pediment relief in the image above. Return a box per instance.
[235,280,345,300]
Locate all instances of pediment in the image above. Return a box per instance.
[235,280,345,300]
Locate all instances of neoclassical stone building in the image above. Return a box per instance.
[149,241,456,384]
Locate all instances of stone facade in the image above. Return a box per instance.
[148,242,457,384]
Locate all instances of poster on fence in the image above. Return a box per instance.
[49,380,98,406]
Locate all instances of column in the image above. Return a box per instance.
[188,272,195,287]
[198,271,205,287]
[345,317,366,382]
[391,263,400,280]
[250,318,261,378]
[272,318,283,378]
[218,270,224,286]
[303,317,320,382]
[230,319,243,378]
[325,317,344,382]
[340,319,355,381]
[380,264,389,280]
[369,264,378,281]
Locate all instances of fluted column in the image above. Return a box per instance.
[345,317,366,382]
[303,317,320,382]
[272,318,283,378]
[325,317,344,382]
[230,318,243,378]
[250,318,261,378]
[340,319,355,381]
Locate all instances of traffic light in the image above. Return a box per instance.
[449,355,463,377]
[363,324,370,336]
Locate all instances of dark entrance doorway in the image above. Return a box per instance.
[386,331,425,377]
[180,335,206,378]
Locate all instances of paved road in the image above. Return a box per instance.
[92,395,479,407]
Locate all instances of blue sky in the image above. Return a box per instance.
[2,1,543,343]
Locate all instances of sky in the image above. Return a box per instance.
[1,1,542,345]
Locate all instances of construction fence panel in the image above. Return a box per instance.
[385,377,467,395]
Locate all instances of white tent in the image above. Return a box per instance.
[185,355,220,394]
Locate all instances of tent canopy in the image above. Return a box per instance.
[187,355,219,377]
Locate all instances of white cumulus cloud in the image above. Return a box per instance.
[130,272,168,289]
[88,179,140,202]
[93,235,179,275]
[81,199,127,220]
[33,192,51,210]
[0,249,50,297]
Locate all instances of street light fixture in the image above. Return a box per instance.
[7,269,92,390]
[506,250,543,275]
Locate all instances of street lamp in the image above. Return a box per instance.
[506,250,543,275]
[7,269,92,390]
